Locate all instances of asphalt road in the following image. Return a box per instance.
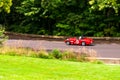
[5,40,120,58]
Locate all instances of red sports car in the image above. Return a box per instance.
[64,36,94,46]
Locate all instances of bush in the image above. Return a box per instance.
[62,49,76,61]
[0,25,8,45]
[37,50,51,59]
[91,60,104,64]
[50,49,62,59]
[76,53,88,62]
[0,46,99,63]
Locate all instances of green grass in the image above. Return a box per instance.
[0,55,120,80]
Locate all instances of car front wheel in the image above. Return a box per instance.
[81,42,86,46]
[66,41,70,45]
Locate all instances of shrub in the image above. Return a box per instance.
[62,49,76,61]
[76,52,88,62]
[51,49,62,59]
[0,45,98,63]
[0,25,8,45]
[91,60,104,64]
[36,50,51,59]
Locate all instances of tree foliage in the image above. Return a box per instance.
[89,0,120,13]
[0,0,12,13]
[0,25,8,45]
[0,0,120,37]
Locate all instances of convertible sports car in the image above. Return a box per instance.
[64,36,94,46]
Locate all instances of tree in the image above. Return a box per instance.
[89,0,120,13]
[0,0,12,13]
[0,25,8,45]
[89,0,120,36]
[15,0,62,35]
[0,0,120,37]
[0,0,11,44]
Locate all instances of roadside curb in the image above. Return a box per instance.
[85,57,120,64]
[4,32,65,41]
[5,32,120,40]
[97,58,120,64]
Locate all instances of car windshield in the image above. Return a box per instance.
[79,35,84,39]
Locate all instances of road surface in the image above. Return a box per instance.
[5,40,120,58]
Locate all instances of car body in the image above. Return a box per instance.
[64,36,94,46]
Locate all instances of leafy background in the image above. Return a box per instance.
[0,0,120,37]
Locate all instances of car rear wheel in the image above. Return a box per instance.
[81,42,86,46]
[66,41,70,45]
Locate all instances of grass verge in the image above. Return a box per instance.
[0,46,98,62]
[0,55,120,80]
